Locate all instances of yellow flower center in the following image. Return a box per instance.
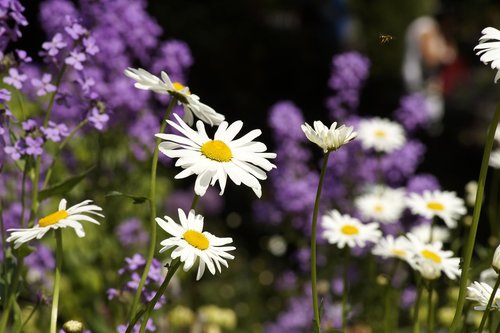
[200,140,233,162]
[172,82,190,94]
[426,201,445,211]
[373,204,384,213]
[374,130,386,138]
[341,225,359,235]
[421,249,442,263]
[391,249,406,258]
[38,210,69,227]
[183,230,209,250]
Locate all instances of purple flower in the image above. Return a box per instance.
[107,288,119,300]
[41,121,69,142]
[65,22,87,40]
[24,136,43,156]
[22,119,38,132]
[328,52,371,91]
[268,101,306,141]
[4,140,24,160]
[15,49,31,63]
[65,50,86,70]
[83,36,99,55]
[39,0,78,35]
[0,88,11,103]
[25,244,55,287]
[88,107,109,131]
[125,254,146,271]
[394,93,431,132]
[76,76,96,95]
[406,174,440,194]
[41,33,67,57]
[117,319,156,333]
[3,67,27,89]
[116,218,149,247]
[31,73,56,96]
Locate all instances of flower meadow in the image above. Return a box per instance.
[1,1,500,333]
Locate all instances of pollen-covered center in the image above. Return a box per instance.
[427,201,445,211]
[172,82,190,94]
[391,249,406,258]
[341,225,359,235]
[421,249,442,263]
[374,130,387,138]
[200,140,233,162]
[183,230,209,250]
[39,210,69,227]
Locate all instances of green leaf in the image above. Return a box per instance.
[12,244,36,259]
[12,299,22,333]
[105,191,149,205]
[38,166,95,201]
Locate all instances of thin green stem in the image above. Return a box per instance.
[191,194,200,211]
[478,273,500,333]
[450,104,500,333]
[49,229,63,333]
[42,119,89,189]
[19,296,41,332]
[427,281,435,333]
[496,318,500,333]
[44,65,66,127]
[0,261,21,332]
[413,275,423,333]
[384,260,400,333]
[311,152,331,333]
[137,259,181,333]
[342,247,350,332]
[127,98,177,322]
[20,159,29,228]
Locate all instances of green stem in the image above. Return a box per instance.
[19,296,41,332]
[477,273,500,333]
[427,281,435,333]
[0,261,21,332]
[496,318,500,333]
[44,65,66,127]
[413,275,423,333]
[127,98,177,322]
[49,229,63,333]
[311,152,331,333]
[449,104,500,333]
[384,260,400,333]
[42,119,89,190]
[191,194,200,211]
[342,247,350,332]
[20,159,29,228]
[137,259,181,333]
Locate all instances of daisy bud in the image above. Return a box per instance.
[62,320,84,333]
[493,244,500,273]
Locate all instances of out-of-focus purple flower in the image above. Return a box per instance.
[406,174,440,194]
[76,76,96,96]
[152,40,193,82]
[0,0,27,51]
[394,93,430,133]
[39,0,78,35]
[116,218,149,247]
[379,140,426,185]
[253,201,283,226]
[65,22,87,40]
[123,254,146,271]
[16,49,31,63]
[0,88,11,103]
[41,121,69,142]
[107,288,119,300]
[88,107,109,131]
[65,50,86,70]
[4,140,24,160]
[265,293,313,333]
[22,119,38,132]
[268,101,305,141]
[276,271,298,291]
[25,244,55,288]
[32,73,56,96]
[83,36,99,55]
[41,33,67,57]
[401,286,417,309]
[328,52,370,91]
[3,67,27,89]
[117,319,156,333]
[24,136,43,156]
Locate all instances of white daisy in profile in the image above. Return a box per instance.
[7,199,103,248]
[355,186,406,224]
[356,117,406,153]
[372,235,415,265]
[467,281,500,311]
[493,244,500,272]
[157,113,276,197]
[406,233,461,280]
[156,208,235,280]
[405,190,466,228]
[321,209,381,249]
[409,223,450,243]
[474,27,500,83]
[489,149,500,169]
[301,120,357,153]
[124,67,224,126]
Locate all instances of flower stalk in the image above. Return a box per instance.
[49,229,63,333]
[342,247,351,331]
[412,274,423,333]
[477,273,500,333]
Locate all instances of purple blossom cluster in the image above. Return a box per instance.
[0,0,27,52]
[394,93,431,133]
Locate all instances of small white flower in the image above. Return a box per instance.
[7,199,103,248]
[372,235,415,266]
[474,27,500,83]
[406,233,461,280]
[493,244,500,273]
[301,120,357,153]
[157,114,276,198]
[355,186,406,224]
[321,209,381,249]
[156,209,235,280]
[124,68,224,126]
[356,117,406,153]
[405,190,466,228]
[409,223,450,243]
[467,281,500,311]
[490,149,500,169]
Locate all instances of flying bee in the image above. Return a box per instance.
[378,34,395,45]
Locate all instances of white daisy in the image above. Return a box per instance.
[321,210,381,249]
[301,120,357,153]
[157,113,276,197]
[372,235,415,266]
[474,27,500,83]
[156,208,235,280]
[356,117,406,153]
[467,281,500,311]
[494,244,500,272]
[409,223,450,243]
[406,233,461,280]
[355,186,406,224]
[489,149,500,169]
[7,199,103,248]
[124,68,224,126]
[405,190,466,228]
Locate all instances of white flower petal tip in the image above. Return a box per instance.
[301,120,357,153]
[474,27,500,83]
